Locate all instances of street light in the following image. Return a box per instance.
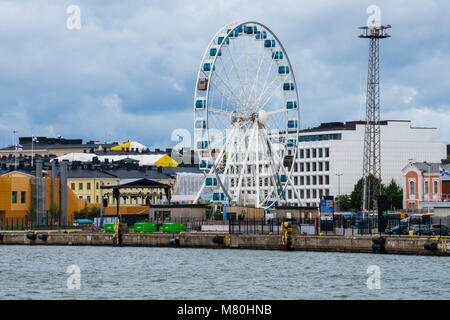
[335,173,343,211]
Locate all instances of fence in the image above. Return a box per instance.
[2,214,449,236]
[0,216,75,231]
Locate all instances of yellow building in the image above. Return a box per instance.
[0,170,88,226]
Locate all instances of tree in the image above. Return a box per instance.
[335,194,352,211]
[383,179,403,210]
[48,205,61,225]
[349,175,383,211]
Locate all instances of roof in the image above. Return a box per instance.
[110,141,148,152]
[53,153,178,167]
[413,162,450,174]
[100,178,170,189]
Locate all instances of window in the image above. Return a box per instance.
[433,181,438,195]
[424,181,429,196]
[319,176,323,185]
[12,191,17,204]
[409,181,415,195]
[325,175,330,185]
[300,163,304,172]
[306,163,310,172]
[79,183,83,190]
[71,183,75,190]
[87,183,91,190]
[300,190,305,198]
[319,148,323,157]
[306,190,310,199]
[312,149,317,158]
[300,149,304,158]
[312,176,317,185]
[319,162,323,171]
[21,191,26,204]
[306,149,310,158]
[306,176,311,185]
[79,195,83,199]
[87,196,91,203]
[325,162,330,171]
[294,176,298,185]
[312,162,317,171]
[300,176,304,185]
[96,196,99,203]
[313,189,317,199]
[96,183,99,190]
[325,148,329,157]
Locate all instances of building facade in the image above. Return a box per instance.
[401,161,450,213]
[284,120,446,207]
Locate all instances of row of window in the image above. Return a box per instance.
[286,188,330,199]
[11,191,26,204]
[293,175,330,186]
[298,134,341,142]
[71,182,99,191]
[409,180,439,196]
[299,148,329,159]
[294,161,330,173]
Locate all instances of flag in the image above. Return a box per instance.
[57,134,63,139]
[32,136,39,143]
[440,167,450,176]
[15,144,23,150]
[13,130,17,134]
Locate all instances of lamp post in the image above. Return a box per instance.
[335,173,343,211]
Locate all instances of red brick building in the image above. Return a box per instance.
[402,161,450,211]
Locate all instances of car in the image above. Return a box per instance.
[409,224,427,235]
[385,224,409,235]
[423,224,450,236]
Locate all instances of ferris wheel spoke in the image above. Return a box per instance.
[208,107,232,116]
[251,52,276,110]
[210,73,243,109]
[258,81,285,112]
[266,108,288,117]
[243,38,268,111]
[224,45,246,107]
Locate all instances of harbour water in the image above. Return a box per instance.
[0,246,448,300]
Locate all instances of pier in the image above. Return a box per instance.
[1,231,449,256]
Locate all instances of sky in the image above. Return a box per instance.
[0,0,449,150]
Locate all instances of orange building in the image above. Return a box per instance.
[0,170,88,226]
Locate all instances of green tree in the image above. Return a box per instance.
[335,194,352,211]
[349,175,383,211]
[383,179,403,210]
[48,205,61,225]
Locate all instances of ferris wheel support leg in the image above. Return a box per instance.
[255,126,260,208]
[261,130,303,207]
[194,180,207,204]
[235,124,257,205]
[258,129,283,206]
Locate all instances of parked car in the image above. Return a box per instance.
[385,224,409,235]
[409,224,426,235]
[423,224,450,236]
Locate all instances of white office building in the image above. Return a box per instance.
[286,120,446,207]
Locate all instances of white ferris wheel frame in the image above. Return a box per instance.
[193,21,303,209]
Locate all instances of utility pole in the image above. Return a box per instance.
[335,173,343,211]
[359,24,391,211]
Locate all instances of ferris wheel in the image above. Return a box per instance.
[193,21,302,209]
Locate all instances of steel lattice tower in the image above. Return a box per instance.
[359,24,391,211]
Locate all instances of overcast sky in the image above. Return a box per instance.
[0,0,449,149]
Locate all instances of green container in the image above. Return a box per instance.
[104,222,127,232]
[162,222,185,233]
[134,222,157,232]
[104,223,115,232]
